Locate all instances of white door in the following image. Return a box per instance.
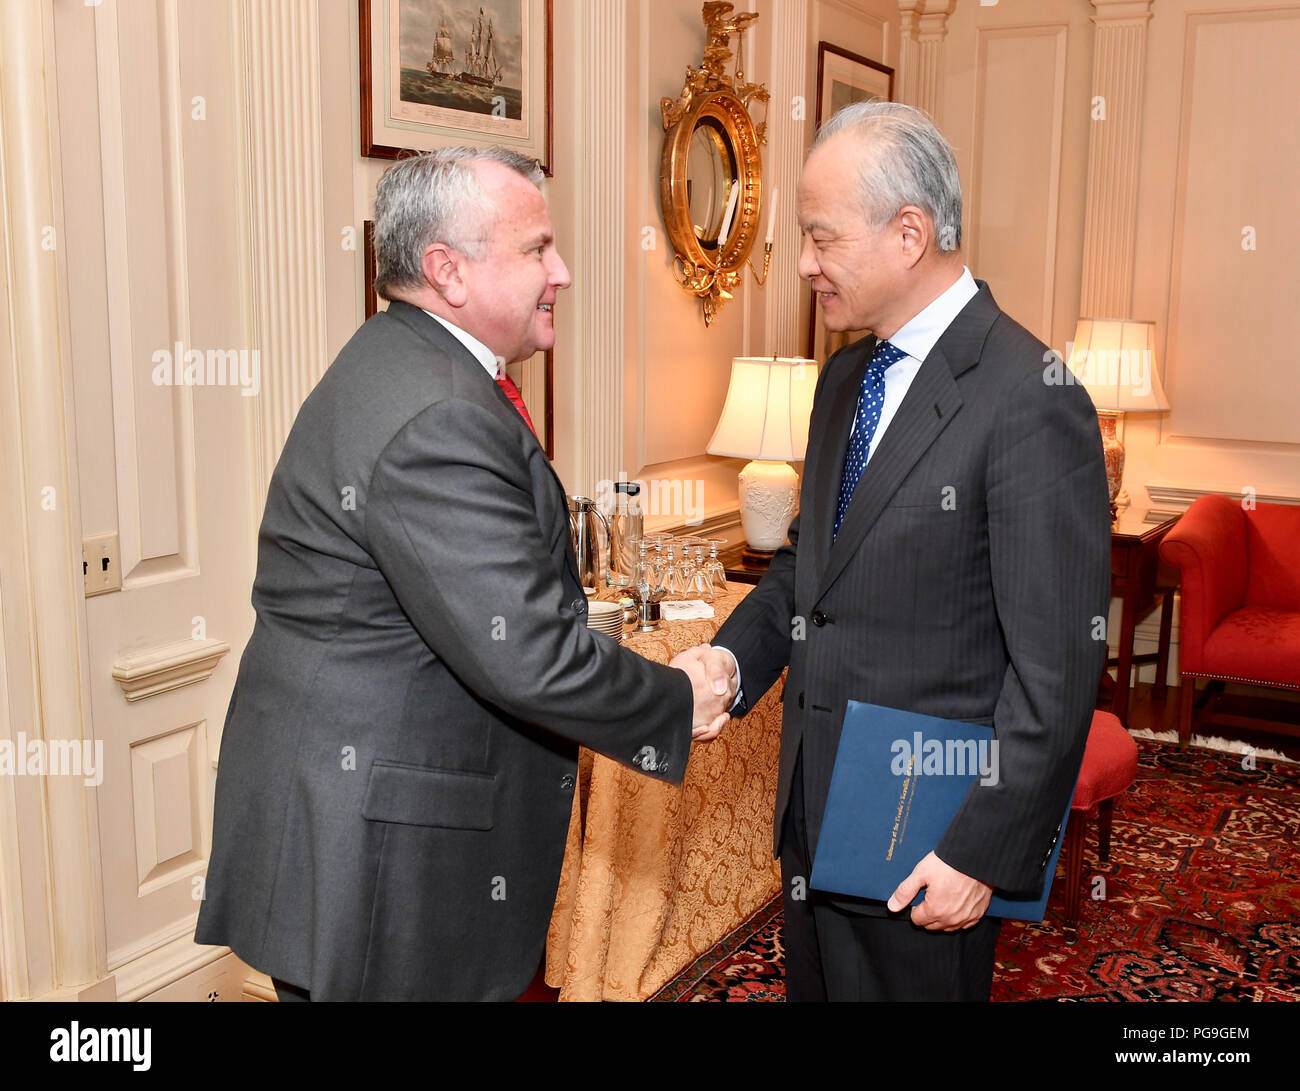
[55,0,258,997]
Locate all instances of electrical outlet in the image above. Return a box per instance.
[83,533,121,597]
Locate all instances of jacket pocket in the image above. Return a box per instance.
[361,761,496,830]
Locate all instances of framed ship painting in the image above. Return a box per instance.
[361,0,553,173]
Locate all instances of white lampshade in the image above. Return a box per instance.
[707,357,819,461]
[1068,318,1170,413]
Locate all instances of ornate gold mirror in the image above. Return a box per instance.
[660,3,770,326]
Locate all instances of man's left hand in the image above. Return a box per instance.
[887,851,992,931]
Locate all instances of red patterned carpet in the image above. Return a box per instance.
[652,738,1300,1002]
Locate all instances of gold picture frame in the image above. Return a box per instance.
[360,0,553,174]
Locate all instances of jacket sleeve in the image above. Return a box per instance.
[363,397,694,783]
[933,363,1111,892]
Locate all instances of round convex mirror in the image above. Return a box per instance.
[685,120,736,250]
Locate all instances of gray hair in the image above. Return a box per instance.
[812,101,962,252]
[373,146,544,300]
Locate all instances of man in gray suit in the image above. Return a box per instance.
[195,147,733,1001]
[686,102,1111,1000]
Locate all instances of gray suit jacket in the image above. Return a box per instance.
[195,301,693,1000]
[714,283,1110,905]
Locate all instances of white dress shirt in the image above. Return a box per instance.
[422,308,502,379]
[718,266,979,708]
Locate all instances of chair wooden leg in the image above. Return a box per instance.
[1177,674,1195,748]
[1097,799,1114,862]
[1063,814,1086,928]
[1154,591,1174,702]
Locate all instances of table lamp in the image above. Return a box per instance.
[707,356,818,553]
[1067,318,1170,513]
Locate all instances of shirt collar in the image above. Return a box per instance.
[885,266,979,366]
[421,309,501,379]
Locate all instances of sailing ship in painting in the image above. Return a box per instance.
[426,20,456,78]
[460,7,505,88]
[401,1,522,119]
[426,7,504,90]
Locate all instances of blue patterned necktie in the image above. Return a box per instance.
[834,339,907,537]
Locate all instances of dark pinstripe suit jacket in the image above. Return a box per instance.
[196,302,693,999]
[714,283,1110,904]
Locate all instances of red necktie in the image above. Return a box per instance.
[496,370,537,436]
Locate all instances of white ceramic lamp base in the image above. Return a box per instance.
[738,459,798,550]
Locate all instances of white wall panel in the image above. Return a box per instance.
[1164,7,1300,446]
[969,23,1068,342]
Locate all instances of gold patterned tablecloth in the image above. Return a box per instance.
[544,584,784,1001]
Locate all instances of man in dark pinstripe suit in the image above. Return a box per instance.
[697,102,1111,1000]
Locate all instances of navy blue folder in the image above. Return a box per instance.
[808,700,1073,922]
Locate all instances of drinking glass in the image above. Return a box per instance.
[660,542,691,600]
[676,537,711,600]
[704,539,729,592]
[629,537,656,601]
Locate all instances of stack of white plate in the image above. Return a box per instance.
[586,600,625,639]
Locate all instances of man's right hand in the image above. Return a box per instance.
[670,644,737,741]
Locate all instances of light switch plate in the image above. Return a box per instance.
[83,533,121,596]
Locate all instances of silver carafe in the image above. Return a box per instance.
[568,495,611,589]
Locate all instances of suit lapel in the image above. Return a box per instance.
[806,337,875,585]
[813,284,1000,601]
[817,351,962,597]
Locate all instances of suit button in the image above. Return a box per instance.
[570,598,586,614]
[560,774,575,790]
[797,692,805,709]
[811,610,828,626]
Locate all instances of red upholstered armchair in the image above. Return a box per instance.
[1159,495,1300,746]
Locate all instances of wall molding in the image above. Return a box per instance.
[648,509,744,540]
[570,0,627,495]
[969,22,1068,342]
[1146,483,1300,511]
[109,915,223,1002]
[897,0,956,120]
[1077,0,1153,317]
[764,0,808,356]
[243,970,276,1002]
[0,0,106,999]
[236,0,330,501]
[1159,6,1300,452]
[111,639,231,703]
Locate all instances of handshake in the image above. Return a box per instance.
[670,643,738,742]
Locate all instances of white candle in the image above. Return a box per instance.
[718,180,740,247]
[765,185,780,245]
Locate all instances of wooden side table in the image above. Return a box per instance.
[718,540,780,585]
[1108,508,1182,725]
